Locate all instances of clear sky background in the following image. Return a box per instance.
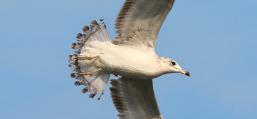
[1,0,257,119]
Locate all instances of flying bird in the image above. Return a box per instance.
[68,0,190,118]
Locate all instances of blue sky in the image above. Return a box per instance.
[1,0,257,119]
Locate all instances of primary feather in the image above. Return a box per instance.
[114,0,175,49]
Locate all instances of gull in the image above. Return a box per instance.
[68,0,190,118]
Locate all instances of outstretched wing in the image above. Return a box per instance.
[110,78,162,119]
[113,0,175,49]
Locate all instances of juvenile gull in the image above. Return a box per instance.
[68,0,190,118]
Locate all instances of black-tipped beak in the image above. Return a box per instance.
[179,70,190,77]
[185,71,190,77]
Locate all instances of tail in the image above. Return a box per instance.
[68,19,111,99]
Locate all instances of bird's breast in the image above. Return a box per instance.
[95,42,163,79]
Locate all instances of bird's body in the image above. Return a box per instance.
[68,0,190,118]
[83,40,167,79]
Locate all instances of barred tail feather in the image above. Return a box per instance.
[69,20,110,99]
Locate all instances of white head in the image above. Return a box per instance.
[159,57,190,77]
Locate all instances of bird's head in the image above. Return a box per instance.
[159,57,190,77]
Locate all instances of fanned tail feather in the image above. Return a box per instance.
[68,19,110,99]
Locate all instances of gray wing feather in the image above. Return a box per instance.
[110,78,162,119]
[113,0,175,49]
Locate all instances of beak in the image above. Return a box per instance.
[185,71,190,77]
[180,70,190,77]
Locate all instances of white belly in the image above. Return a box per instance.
[89,41,162,79]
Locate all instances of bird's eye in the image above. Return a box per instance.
[170,61,176,65]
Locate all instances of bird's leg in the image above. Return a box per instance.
[77,71,95,77]
[77,55,99,61]
[72,68,101,78]
[68,54,99,67]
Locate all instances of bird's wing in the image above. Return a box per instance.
[110,77,162,119]
[113,0,175,50]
